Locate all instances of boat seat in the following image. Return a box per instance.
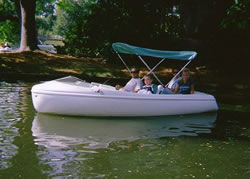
[90,82,101,88]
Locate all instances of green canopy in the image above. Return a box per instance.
[112,42,197,60]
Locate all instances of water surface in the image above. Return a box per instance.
[0,81,249,178]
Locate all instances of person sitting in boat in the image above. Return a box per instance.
[3,42,10,48]
[115,67,143,93]
[138,74,158,94]
[0,42,11,51]
[161,68,181,94]
[174,69,194,94]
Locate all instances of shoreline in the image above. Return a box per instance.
[1,51,249,107]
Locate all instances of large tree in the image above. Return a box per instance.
[19,0,38,51]
[0,0,55,51]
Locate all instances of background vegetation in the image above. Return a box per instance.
[0,0,249,68]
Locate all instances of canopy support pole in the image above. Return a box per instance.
[138,56,164,86]
[116,52,131,73]
[146,58,166,75]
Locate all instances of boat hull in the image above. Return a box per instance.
[31,80,218,116]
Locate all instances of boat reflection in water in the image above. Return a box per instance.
[32,113,217,149]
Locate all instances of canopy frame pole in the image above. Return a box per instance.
[116,52,131,73]
[142,58,166,81]
[165,59,192,87]
[146,58,166,75]
[138,56,164,86]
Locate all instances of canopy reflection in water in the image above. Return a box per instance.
[32,113,217,149]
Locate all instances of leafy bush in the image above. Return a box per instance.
[0,20,20,45]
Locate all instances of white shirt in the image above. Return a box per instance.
[123,78,143,92]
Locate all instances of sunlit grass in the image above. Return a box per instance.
[52,68,81,74]
[44,40,64,46]
[95,72,113,77]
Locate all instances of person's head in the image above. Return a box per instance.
[130,67,139,78]
[144,74,153,86]
[172,68,179,77]
[181,69,190,82]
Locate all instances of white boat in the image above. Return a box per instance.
[0,46,13,52]
[31,42,218,116]
[37,40,57,53]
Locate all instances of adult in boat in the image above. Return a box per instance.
[0,42,11,51]
[161,68,181,94]
[115,67,143,93]
[3,42,10,48]
[174,69,194,94]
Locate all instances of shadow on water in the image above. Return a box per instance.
[32,112,217,149]
[209,110,250,142]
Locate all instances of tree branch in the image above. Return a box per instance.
[0,14,19,22]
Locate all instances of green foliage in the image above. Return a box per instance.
[36,0,56,17]
[2,0,249,62]
[0,0,19,45]
[0,0,16,13]
[220,0,250,38]
[0,20,19,45]
[36,0,57,37]
[54,0,183,59]
[36,14,56,37]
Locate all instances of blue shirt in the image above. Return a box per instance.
[177,79,194,94]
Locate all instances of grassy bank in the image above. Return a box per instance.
[0,50,126,80]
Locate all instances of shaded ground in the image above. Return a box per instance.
[1,50,249,112]
[0,50,126,81]
[0,50,216,84]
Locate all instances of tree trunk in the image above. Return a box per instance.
[19,0,38,51]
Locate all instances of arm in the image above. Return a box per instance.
[134,89,140,93]
[134,79,143,93]
[169,78,180,91]
[174,84,179,94]
[190,84,195,94]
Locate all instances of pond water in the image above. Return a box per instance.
[0,81,249,178]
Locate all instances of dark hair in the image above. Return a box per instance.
[173,69,178,73]
[130,67,139,72]
[179,69,191,85]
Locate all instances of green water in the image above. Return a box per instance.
[0,81,249,179]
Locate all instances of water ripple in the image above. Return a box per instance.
[0,82,27,169]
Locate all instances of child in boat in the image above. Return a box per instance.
[115,67,143,93]
[174,69,194,94]
[138,74,158,94]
